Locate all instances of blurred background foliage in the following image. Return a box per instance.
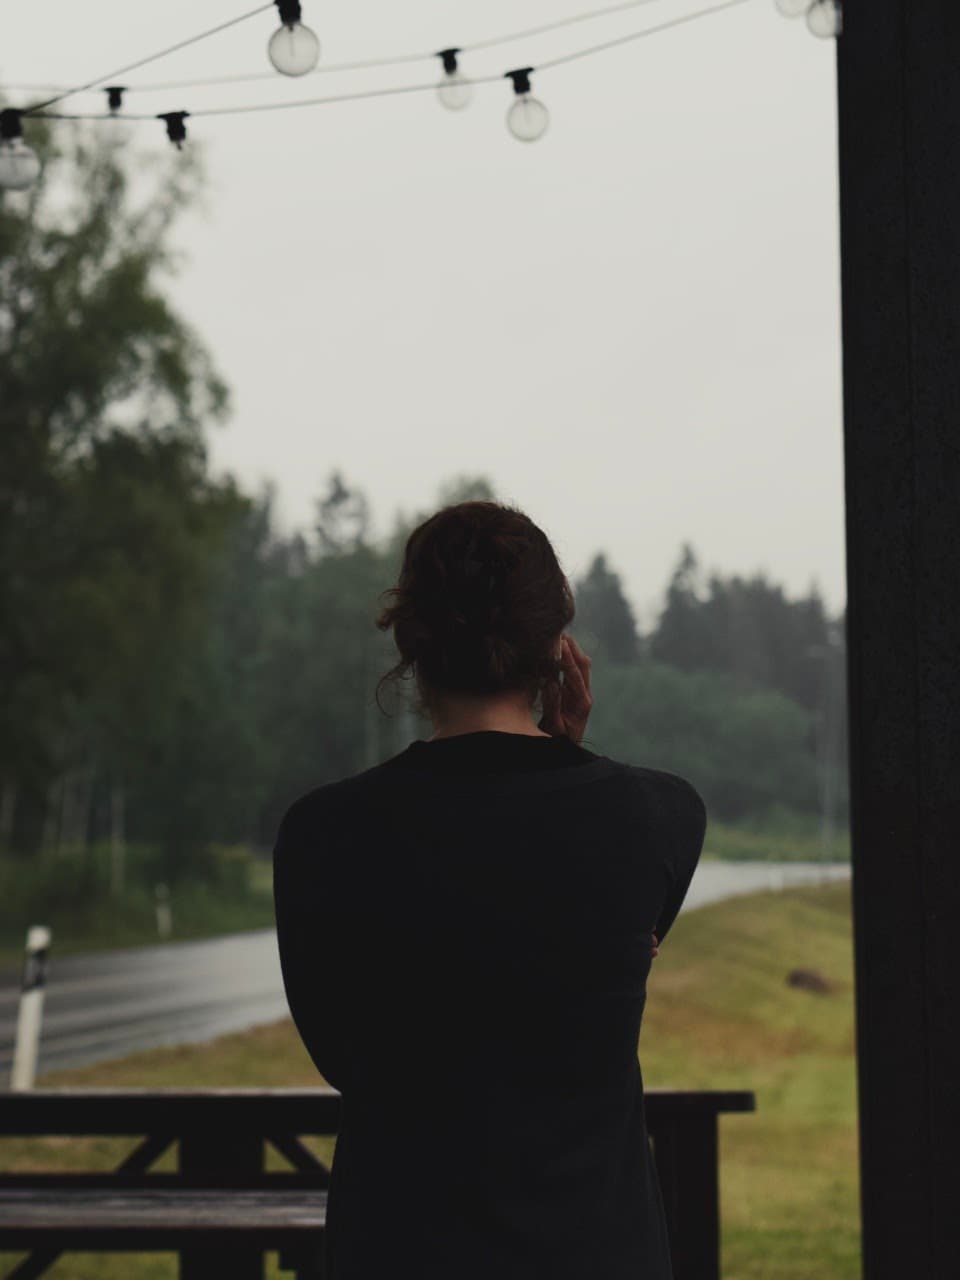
[0,120,849,952]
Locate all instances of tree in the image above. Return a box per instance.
[648,542,714,671]
[583,659,821,822]
[648,545,838,711]
[74,430,247,879]
[434,475,498,508]
[0,116,229,855]
[572,553,640,663]
[315,469,371,555]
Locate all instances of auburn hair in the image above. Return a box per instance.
[374,500,576,717]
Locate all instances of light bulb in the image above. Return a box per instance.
[507,95,549,143]
[806,0,842,37]
[0,111,39,191]
[437,71,473,111]
[436,48,472,111]
[268,21,320,75]
[0,138,40,190]
[773,0,812,16]
[504,69,549,143]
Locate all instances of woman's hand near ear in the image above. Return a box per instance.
[538,633,593,743]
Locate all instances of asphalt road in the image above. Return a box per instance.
[0,859,850,1078]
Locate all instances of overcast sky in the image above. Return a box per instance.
[4,0,845,631]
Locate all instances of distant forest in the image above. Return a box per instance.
[0,118,848,878]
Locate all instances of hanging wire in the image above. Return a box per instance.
[31,75,505,122]
[537,0,752,69]
[30,0,755,126]
[7,0,685,99]
[21,3,274,114]
[190,72,510,115]
[462,0,676,52]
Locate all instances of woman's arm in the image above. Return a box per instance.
[272,800,354,1092]
[650,773,708,946]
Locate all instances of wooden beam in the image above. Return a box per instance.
[835,5,960,1277]
[0,1088,343,1135]
[0,1086,753,1134]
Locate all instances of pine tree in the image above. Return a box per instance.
[573,553,640,664]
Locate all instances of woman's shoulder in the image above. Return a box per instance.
[275,755,705,843]
[601,759,707,823]
[276,771,366,829]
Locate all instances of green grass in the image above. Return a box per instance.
[0,878,861,1279]
[640,880,861,1278]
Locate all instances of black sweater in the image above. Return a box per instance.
[272,730,707,1280]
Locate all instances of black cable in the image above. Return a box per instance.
[21,3,274,114]
[31,0,753,126]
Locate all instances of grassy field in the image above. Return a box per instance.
[0,879,861,1279]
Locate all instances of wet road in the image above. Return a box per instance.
[0,859,850,1078]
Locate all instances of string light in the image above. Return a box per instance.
[436,50,473,112]
[505,69,550,143]
[268,0,321,76]
[105,87,126,114]
[0,0,684,100]
[0,109,41,190]
[22,0,756,148]
[806,1,842,38]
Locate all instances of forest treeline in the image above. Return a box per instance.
[0,121,848,884]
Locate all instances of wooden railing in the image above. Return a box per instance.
[0,1086,754,1279]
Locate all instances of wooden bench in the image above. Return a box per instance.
[0,1086,755,1280]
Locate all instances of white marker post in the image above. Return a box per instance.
[155,883,172,939]
[10,924,51,1092]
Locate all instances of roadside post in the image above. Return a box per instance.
[155,883,172,938]
[10,924,51,1091]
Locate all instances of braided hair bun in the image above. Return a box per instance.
[375,501,575,716]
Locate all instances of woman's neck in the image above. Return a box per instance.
[427,725,550,741]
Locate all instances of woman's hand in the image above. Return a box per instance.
[652,933,660,958]
[538,633,593,743]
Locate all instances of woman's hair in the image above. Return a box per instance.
[375,500,576,718]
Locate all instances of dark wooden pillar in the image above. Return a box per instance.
[653,1114,719,1280]
[835,5,960,1278]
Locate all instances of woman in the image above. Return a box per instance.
[273,500,706,1280]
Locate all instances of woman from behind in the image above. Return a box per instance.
[273,499,707,1280]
